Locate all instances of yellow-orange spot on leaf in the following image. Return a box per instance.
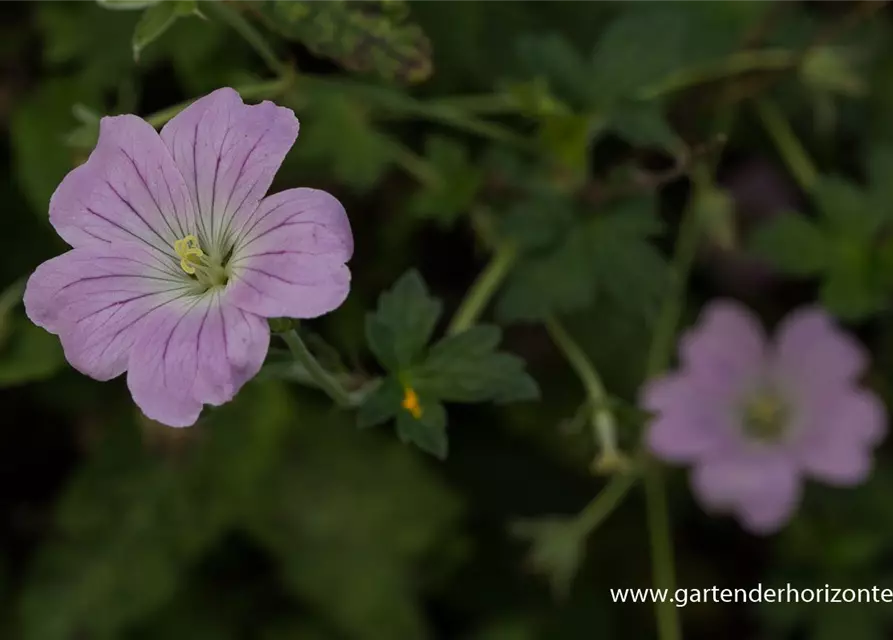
[402,387,422,419]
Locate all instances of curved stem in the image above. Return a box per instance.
[640,167,706,640]
[545,316,623,471]
[204,1,288,77]
[281,329,352,408]
[639,48,797,100]
[576,470,638,535]
[754,98,818,192]
[300,76,533,150]
[145,78,289,128]
[645,191,704,376]
[386,140,441,187]
[446,242,518,335]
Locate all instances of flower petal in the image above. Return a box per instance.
[227,188,352,319]
[691,452,802,534]
[793,388,886,485]
[773,306,868,389]
[679,300,767,385]
[160,87,299,252]
[126,293,270,427]
[24,242,192,380]
[643,372,742,463]
[50,115,196,260]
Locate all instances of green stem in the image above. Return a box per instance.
[299,76,532,150]
[281,329,352,408]
[754,98,818,192]
[427,93,519,115]
[204,1,289,77]
[640,169,706,640]
[576,470,638,534]
[385,140,441,187]
[446,242,518,335]
[145,78,289,128]
[645,192,703,376]
[639,48,797,100]
[545,317,623,471]
[643,461,679,640]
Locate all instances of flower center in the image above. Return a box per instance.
[741,390,789,442]
[173,234,229,288]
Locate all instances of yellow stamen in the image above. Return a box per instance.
[174,235,205,275]
[402,387,422,419]
[742,391,789,441]
[749,397,782,424]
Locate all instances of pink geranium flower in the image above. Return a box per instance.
[24,88,353,427]
[642,301,886,534]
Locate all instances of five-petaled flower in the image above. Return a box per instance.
[24,88,353,427]
[642,301,886,534]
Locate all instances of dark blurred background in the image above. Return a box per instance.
[3,1,893,639]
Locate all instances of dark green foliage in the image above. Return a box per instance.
[294,95,396,191]
[242,402,461,639]
[751,151,893,319]
[0,281,63,386]
[498,195,669,323]
[409,135,484,225]
[18,383,294,640]
[362,271,538,457]
[132,0,198,61]
[7,1,893,639]
[366,270,442,371]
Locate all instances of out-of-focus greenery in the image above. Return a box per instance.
[4,1,893,639]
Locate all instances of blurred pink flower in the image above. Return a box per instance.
[24,88,353,427]
[642,301,886,534]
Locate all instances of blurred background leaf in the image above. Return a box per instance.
[262,0,432,84]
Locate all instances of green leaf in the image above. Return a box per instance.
[498,196,669,322]
[799,46,866,98]
[97,0,160,9]
[18,383,293,640]
[265,0,432,84]
[244,408,461,637]
[395,401,448,459]
[673,3,770,65]
[515,33,593,108]
[0,280,65,386]
[365,270,442,371]
[11,79,100,215]
[132,1,194,61]
[867,145,893,220]
[37,3,139,91]
[0,319,65,388]
[589,8,687,106]
[413,325,539,404]
[820,243,887,319]
[510,516,587,599]
[497,231,596,322]
[608,101,681,151]
[357,377,403,429]
[750,214,829,276]
[538,113,603,178]
[408,136,483,226]
[296,96,394,190]
[814,176,880,237]
[497,190,576,252]
[0,279,24,346]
